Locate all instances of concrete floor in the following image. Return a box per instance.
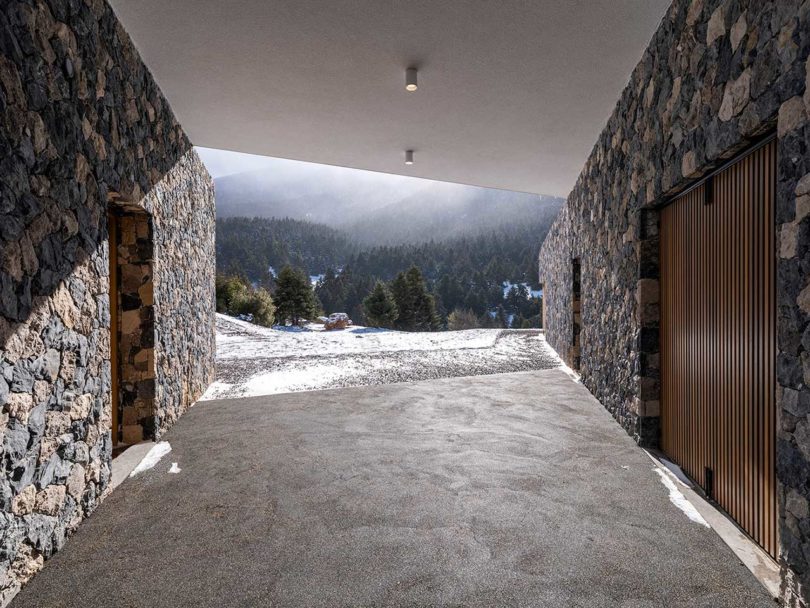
[13,370,774,607]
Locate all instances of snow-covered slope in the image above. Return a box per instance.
[216,314,500,359]
[203,314,563,400]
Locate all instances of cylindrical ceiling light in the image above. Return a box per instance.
[405,67,418,92]
[405,150,414,165]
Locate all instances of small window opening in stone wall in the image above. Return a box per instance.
[540,283,546,329]
[571,259,581,371]
[108,205,155,448]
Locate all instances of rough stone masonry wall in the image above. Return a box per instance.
[538,0,810,604]
[0,0,215,602]
[149,151,216,434]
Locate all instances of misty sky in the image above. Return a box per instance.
[198,146,562,245]
[196,145,562,238]
[196,146,452,197]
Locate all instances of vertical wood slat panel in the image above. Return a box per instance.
[660,140,776,558]
[762,140,777,554]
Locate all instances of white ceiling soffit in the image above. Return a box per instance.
[109,1,671,197]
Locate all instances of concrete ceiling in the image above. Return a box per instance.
[109,1,671,197]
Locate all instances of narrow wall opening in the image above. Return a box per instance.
[571,258,581,371]
[108,206,156,448]
[540,282,546,329]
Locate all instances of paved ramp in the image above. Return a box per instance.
[13,370,774,607]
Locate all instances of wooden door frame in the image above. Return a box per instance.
[108,211,120,446]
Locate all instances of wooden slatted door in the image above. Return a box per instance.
[660,139,776,557]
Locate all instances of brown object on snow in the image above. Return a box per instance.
[322,313,353,331]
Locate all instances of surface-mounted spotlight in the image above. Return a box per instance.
[406,67,418,92]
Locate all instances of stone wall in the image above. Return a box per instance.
[538,0,810,604]
[150,151,216,434]
[0,0,215,602]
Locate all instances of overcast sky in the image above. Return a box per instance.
[196,146,439,192]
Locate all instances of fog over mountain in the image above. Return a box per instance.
[199,148,564,246]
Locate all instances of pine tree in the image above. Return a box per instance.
[505,284,529,314]
[363,281,399,328]
[390,271,413,330]
[274,265,320,326]
[408,267,440,331]
[390,266,439,331]
[315,267,346,314]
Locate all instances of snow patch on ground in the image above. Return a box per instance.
[653,467,710,528]
[202,381,235,401]
[240,360,366,396]
[539,336,579,382]
[215,314,499,360]
[168,462,182,474]
[204,314,561,400]
[658,457,694,487]
[129,442,172,477]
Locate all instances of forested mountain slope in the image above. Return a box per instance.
[216,217,356,280]
[216,217,553,287]
[215,169,563,245]
[344,187,563,245]
[217,214,558,327]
